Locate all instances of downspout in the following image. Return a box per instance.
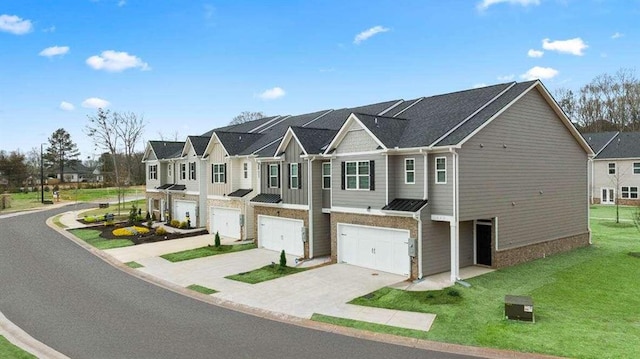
[307,158,314,258]
[416,210,423,279]
[385,153,389,205]
[587,155,594,244]
[450,148,460,282]
[418,148,428,280]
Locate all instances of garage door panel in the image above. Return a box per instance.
[174,200,196,224]
[210,207,241,239]
[258,216,304,257]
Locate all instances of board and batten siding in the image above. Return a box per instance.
[260,161,281,195]
[388,155,424,200]
[429,153,453,216]
[282,140,308,205]
[335,121,379,154]
[311,160,331,256]
[331,154,386,209]
[458,88,589,250]
[207,143,233,196]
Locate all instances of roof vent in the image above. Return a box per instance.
[374,117,379,127]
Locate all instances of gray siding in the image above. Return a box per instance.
[429,153,453,216]
[146,160,161,189]
[282,140,308,205]
[458,88,589,250]
[459,221,474,267]
[389,154,424,200]
[322,161,331,208]
[420,206,452,275]
[331,154,387,209]
[311,160,331,256]
[336,121,379,153]
[260,161,281,195]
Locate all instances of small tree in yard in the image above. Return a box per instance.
[214,231,221,248]
[128,204,138,225]
[279,250,287,268]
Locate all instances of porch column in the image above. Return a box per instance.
[450,220,460,282]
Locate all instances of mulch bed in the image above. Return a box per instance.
[84,222,209,245]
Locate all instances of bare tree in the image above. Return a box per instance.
[114,112,146,185]
[229,111,266,125]
[157,130,180,141]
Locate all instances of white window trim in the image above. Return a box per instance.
[290,163,299,189]
[243,162,248,179]
[212,163,225,183]
[180,163,186,180]
[149,165,157,180]
[634,162,640,175]
[435,157,447,184]
[322,162,331,190]
[622,186,638,199]
[345,160,370,190]
[189,162,196,180]
[608,162,616,175]
[269,164,279,188]
[405,158,415,184]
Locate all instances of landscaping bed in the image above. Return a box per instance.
[72,224,208,246]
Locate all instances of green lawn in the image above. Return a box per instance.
[590,204,638,221]
[0,336,36,359]
[78,199,146,221]
[225,264,308,284]
[320,217,640,359]
[186,284,218,295]
[125,261,144,268]
[160,243,256,262]
[69,228,134,250]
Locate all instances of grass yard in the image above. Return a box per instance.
[69,228,134,250]
[125,261,144,268]
[0,335,36,359]
[225,264,308,284]
[186,284,218,295]
[79,199,146,221]
[319,214,640,359]
[590,204,637,221]
[160,243,256,262]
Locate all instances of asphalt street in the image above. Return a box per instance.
[0,205,479,359]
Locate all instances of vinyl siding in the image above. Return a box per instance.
[282,140,308,205]
[591,159,640,200]
[311,160,331,256]
[420,206,452,275]
[146,160,161,190]
[207,143,232,196]
[388,155,424,200]
[458,88,589,250]
[322,161,331,208]
[331,154,386,209]
[459,221,474,267]
[429,153,453,216]
[336,121,379,153]
[260,161,281,195]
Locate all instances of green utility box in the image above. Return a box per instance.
[505,295,534,322]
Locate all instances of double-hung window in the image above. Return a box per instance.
[269,164,279,188]
[435,157,446,184]
[149,165,157,180]
[289,163,300,189]
[188,162,196,180]
[212,164,225,183]
[346,161,370,190]
[634,162,640,175]
[322,162,331,189]
[243,163,248,179]
[622,186,638,199]
[405,158,415,184]
[608,163,616,175]
[180,163,186,180]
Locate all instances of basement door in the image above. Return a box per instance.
[337,224,410,276]
[258,216,304,257]
[475,220,492,266]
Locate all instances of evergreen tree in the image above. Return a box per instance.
[45,128,80,183]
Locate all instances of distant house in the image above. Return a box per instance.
[583,131,640,205]
[51,163,103,183]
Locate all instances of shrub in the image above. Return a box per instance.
[151,212,157,221]
[53,185,59,192]
[170,219,181,228]
[145,212,151,221]
[179,221,188,229]
[214,231,221,247]
[113,226,150,237]
[279,250,287,268]
[128,205,138,225]
[44,186,50,192]
[156,226,167,235]
[147,219,153,228]
[446,288,461,297]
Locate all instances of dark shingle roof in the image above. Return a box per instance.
[250,193,282,203]
[202,116,282,136]
[149,141,185,159]
[581,132,619,155]
[596,132,640,159]
[187,136,210,156]
[382,199,428,212]
[215,132,265,156]
[386,98,423,117]
[156,184,173,190]
[353,113,409,148]
[290,127,338,154]
[228,189,253,197]
[305,100,400,130]
[168,184,186,191]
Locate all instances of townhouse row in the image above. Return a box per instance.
[143,80,594,282]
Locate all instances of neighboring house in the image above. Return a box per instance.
[583,131,640,205]
[144,80,593,282]
[53,163,100,183]
[142,141,185,222]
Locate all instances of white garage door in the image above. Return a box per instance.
[210,207,241,239]
[173,200,197,224]
[338,224,410,276]
[258,216,304,257]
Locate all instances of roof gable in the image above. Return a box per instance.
[148,141,185,160]
[581,131,619,155]
[596,132,640,159]
[324,113,386,154]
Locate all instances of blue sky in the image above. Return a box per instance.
[1,0,638,158]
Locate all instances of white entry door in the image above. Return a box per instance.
[258,216,304,256]
[209,207,241,239]
[173,200,197,224]
[601,188,615,205]
[337,224,410,276]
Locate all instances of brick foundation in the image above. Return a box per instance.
[253,206,310,258]
[330,212,419,279]
[493,232,590,268]
[617,198,640,206]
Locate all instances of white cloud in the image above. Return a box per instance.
[257,87,286,100]
[542,37,588,56]
[0,14,33,35]
[527,49,544,58]
[497,74,515,81]
[611,32,623,39]
[353,26,389,45]
[117,0,126,6]
[86,50,150,72]
[477,0,540,11]
[520,66,559,81]
[82,97,111,109]
[59,101,75,111]
[43,25,56,33]
[39,46,70,58]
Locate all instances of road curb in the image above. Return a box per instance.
[0,311,70,359]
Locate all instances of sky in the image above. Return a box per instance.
[1,0,639,159]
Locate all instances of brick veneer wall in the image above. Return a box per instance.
[330,212,419,279]
[253,206,310,258]
[494,232,590,268]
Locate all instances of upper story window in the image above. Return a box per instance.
[622,186,638,199]
[212,163,226,183]
[148,164,157,180]
[188,162,196,180]
[608,163,616,175]
[168,164,172,177]
[243,162,248,179]
[289,163,300,189]
[405,158,415,184]
[435,157,447,184]
[345,161,370,190]
[269,164,280,188]
[180,163,186,180]
[634,162,640,175]
[322,162,331,189]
